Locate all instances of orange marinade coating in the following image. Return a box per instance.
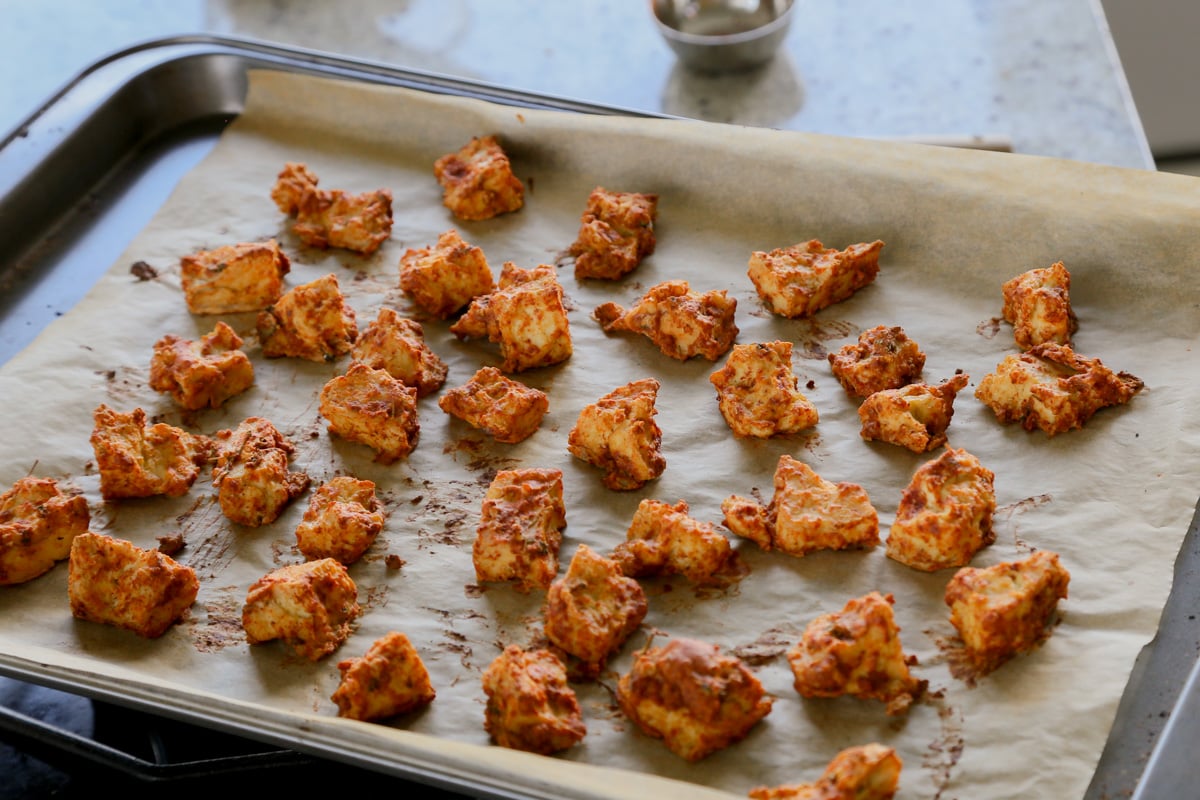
[68,532,199,639]
[180,239,290,315]
[149,321,255,411]
[90,404,210,501]
[318,363,420,464]
[617,637,773,762]
[331,631,436,721]
[398,229,495,319]
[595,280,738,362]
[974,343,1143,436]
[828,325,926,398]
[569,186,658,280]
[433,135,525,221]
[567,378,665,491]
[242,558,361,661]
[709,341,819,438]
[437,366,549,444]
[748,239,884,318]
[1000,261,1078,350]
[945,549,1070,673]
[611,498,734,585]
[472,468,566,593]
[211,417,310,528]
[257,273,358,363]
[544,543,648,678]
[858,374,970,453]
[722,454,878,558]
[294,476,385,565]
[481,644,585,755]
[450,262,573,373]
[0,477,89,586]
[749,743,903,800]
[351,307,447,397]
[787,591,925,716]
[271,161,393,255]
[885,446,996,572]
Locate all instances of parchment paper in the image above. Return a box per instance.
[2,70,1199,799]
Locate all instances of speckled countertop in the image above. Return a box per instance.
[0,0,1153,169]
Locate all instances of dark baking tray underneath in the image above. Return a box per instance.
[0,34,1196,799]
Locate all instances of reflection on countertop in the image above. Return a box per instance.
[0,0,1152,169]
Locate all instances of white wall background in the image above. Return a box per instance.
[1101,0,1200,158]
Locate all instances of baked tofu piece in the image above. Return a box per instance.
[149,321,255,410]
[242,558,361,661]
[594,280,738,361]
[569,187,659,280]
[433,135,525,221]
[886,447,996,572]
[271,162,393,255]
[481,644,585,754]
[567,378,666,491]
[544,544,648,677]
[1001,261,1078,350]
[351,307,447,397]
[180,239,290,315]
[748,239,884,318]
[90,405,209,501]
[611,499,734,585]
[449,262,573,372]
[787,592,924,716]
[709,341,819,438]
[828,325,926,398]
[211,417,309,528]
[437,366,549,444]
[257,273,358,362]
[67,532,199,638]
[722,455,878,558]
[318,363,420,464]
[398,229,495,319]
[974,343,1143,436]
[295,476,385,565]
[945,550,1070,673]
[0,477,89,586]
[617,637,773,762]
[331,631,436,721]
[472,468,566,593]
[749,743,903,800]
[858,374,970,453]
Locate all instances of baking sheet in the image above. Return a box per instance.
[1,68,1199,799]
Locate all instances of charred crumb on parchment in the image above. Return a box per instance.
[130,261,159,281]
[404,478,481,549]
[441,438,520,482]
[423,606,490,673]
[94,364,149,405]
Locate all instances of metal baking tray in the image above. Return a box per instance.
[1,34,1197,799]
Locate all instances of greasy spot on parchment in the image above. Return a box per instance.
[795,318,857,361]
[976,316,1003,339]
[188,585,244,654]
[423,606,490,674]
[730,623,802,667]
[994,493,1053,550]
[406,478,481,549]
[174,495,239,580]
[920,691,966,799]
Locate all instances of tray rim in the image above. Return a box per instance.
[0,32,1194,800]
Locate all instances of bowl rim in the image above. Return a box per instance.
[651,0,795,46]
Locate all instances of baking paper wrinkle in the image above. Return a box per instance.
[0,69,1198,799]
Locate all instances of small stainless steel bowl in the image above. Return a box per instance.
[651,0,795,74]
